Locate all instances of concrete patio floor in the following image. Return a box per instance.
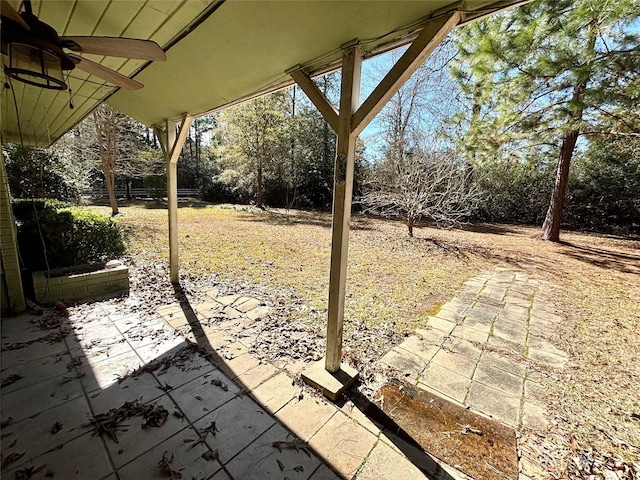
[1,286,464,480]
[1,268,565,480]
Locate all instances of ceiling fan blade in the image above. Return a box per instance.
[0,0,30,30]
[60,36,166,61]
[69,54,143,90]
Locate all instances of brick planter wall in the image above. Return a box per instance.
[32,263,129,305]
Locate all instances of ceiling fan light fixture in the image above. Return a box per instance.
[5,42,67,90]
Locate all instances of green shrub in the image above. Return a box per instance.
[12,199,126,271]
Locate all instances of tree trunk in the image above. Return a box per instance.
[539,21,596,242]
[256,165,264,209]
[93,108,119,216]
[540,130,579,241]
[407,215,414,237]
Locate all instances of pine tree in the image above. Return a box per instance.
[452,0,639,241]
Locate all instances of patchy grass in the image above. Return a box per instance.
[109,204,490,334]
[92,201,640,474]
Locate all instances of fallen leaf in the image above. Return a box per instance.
[14,464,47,479]
[1,451,25,468]
[1,373,24,387]
[51,420,63,434]
[44,444,64,453]
[210,379,229,391]
[158,450,182,479]
[202,449,219,461]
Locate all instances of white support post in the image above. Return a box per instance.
[288,15,461,398]
[325,42,362,373]
[153,115,193,284]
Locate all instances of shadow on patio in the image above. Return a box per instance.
[1,285,457,480]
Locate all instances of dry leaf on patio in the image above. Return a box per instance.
[272,439,311,457]
[44,444,64,453]
[50,421,63,434]
[1,373,24,387]
[202,449,219,461]
[142,405,169,429]
[14,464,47,479]
[1,451,25,468]
[199,421,219,438]
[158,451,182,479]
[210,379,229,391]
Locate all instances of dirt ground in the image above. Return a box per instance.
[91,201,640,479]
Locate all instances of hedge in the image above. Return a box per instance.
[12,199,126,271]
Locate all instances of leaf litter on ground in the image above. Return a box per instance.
[84,400,169,443]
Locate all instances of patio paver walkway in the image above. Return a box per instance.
[379,268,568,431]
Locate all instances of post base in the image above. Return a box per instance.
[300,359,359,401]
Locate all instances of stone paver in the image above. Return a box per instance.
[380,347,426,379]
[379,268,568,431]
[418,362,469,404]
[308,413,378,479]
[466,381,521,426]
[249,371,299,414]
[226,422,322,480]
[275,395,337,441]
[357,440,429,480]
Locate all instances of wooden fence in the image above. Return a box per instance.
[82,188,200,198]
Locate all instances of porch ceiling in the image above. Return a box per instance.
[1,0,527,147]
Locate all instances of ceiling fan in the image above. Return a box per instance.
[1,0,166,91]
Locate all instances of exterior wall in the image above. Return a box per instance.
[0,149,25,313]
[32,265,129,305]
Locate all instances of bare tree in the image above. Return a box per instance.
[360,148,481,236]
[93,106,120,215]
[53,105,163,214]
